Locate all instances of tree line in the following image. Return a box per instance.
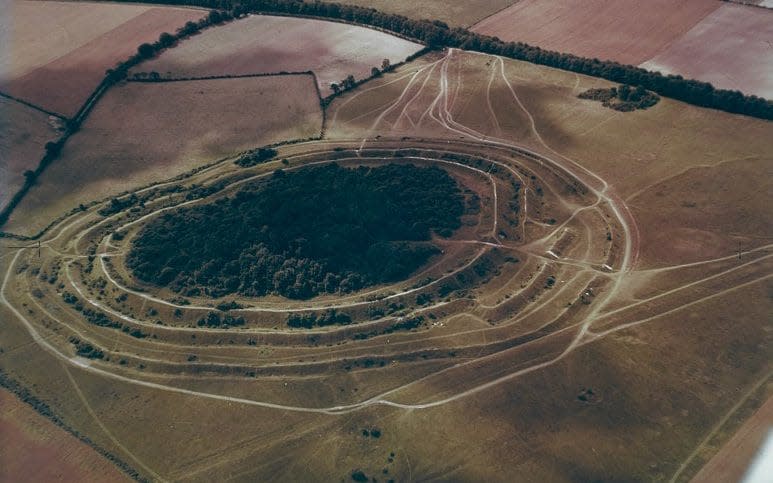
[107,0,771,120]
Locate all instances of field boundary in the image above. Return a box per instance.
[0,369,147,482]
[102,0,772,119]
[722,0,773,10]
[0,91,68,120]
[127,70,316,83]
[0,9,235,229]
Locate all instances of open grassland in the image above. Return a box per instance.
[3,75,322,236]
[0,389,131,483]
[336,0,517,27]
[132,14,423,96]
[0,1,205,116]
[0,97,61,210]
[470,0,720,65]
[1,46,771,483]
[641,3,773,99]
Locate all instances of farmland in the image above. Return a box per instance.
[1,2,771,482]
[641,3,773,99]
[333,0,518,27]
[0,97,62,210]
[470,0,720,65]
[132,14,423,95]
[0,389,131,482]
[0,1,206,116]
[471,0,773,99]
[2,75,322,235]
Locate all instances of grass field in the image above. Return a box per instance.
[0,10,771,482]
[470,0,719,65]
[0,389,131,482]
[0,97,62,210]
[132,14,424,96]
[641,3,773,99]
[3,75,322,235]
[0,1,205,116]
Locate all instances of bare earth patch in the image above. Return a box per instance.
[133,14,423,96]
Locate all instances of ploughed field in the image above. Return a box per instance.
[131,14,424,96]
[0,0,206,116]
[471,0,773,99]
[2,75,323,236]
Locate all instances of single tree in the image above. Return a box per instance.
[137,43,155,59]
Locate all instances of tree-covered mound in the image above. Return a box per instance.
[127,163,464,299]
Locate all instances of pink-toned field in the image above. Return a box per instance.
[3,75,323,235]
[0,98,62,210]
[0,389,131,482]
[133,15,424,96]
[471,0,720,65]
[0,0,150,80]
[692,395,773,483]
[0,1,205,116]
[641,3,773,99]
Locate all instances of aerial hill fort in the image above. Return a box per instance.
[0,0,771,481]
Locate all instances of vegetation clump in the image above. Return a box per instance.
[287,309,352,328]
[128,163,464,299]
[578,84,660,111]
[234,147,278,167]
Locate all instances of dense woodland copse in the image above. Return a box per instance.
[127,163,464,299]
[104,0,772,120]
[578,84,660,111]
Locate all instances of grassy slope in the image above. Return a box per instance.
[0,48,770,482]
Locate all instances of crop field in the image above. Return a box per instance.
[0,389,131,482]
[470,0,720,65]
[334,0,518,27]
[641,3,773,99]
[132,14,424,96]
[2,75,322,236]
[1,4,771,483]
[0,97,62,210]
[0,1,205,116]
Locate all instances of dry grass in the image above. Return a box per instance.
[0,44,771,483]
[132,14,423,96]
[3,75,322,235]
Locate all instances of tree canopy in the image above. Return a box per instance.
[127,163,464,299]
